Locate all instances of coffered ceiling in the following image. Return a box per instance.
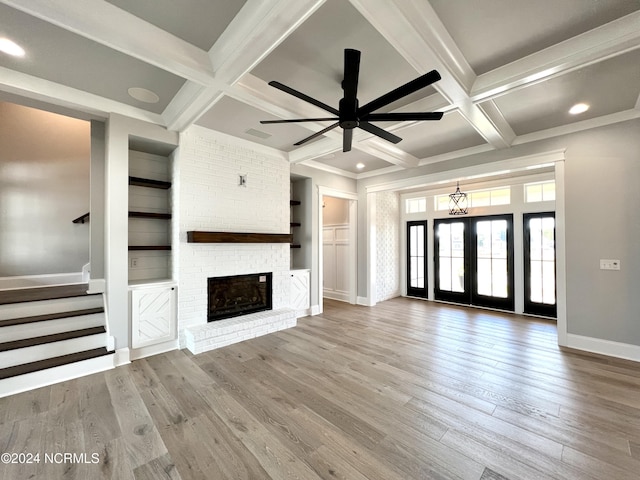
[1,0,639,178]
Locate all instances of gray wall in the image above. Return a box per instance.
[357,118,640,347]
[0,102,90,276]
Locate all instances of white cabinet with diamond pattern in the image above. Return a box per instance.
[290,269,310,318]
[130,282,177,349]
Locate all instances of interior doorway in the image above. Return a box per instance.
[318,188,357,311]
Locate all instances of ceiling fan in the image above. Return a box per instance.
[260,48,443,152]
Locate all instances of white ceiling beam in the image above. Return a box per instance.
[349,0,514,149]
[472,11,640,103]
[164,0,325,131]
[0,0,215,85]
[0,66,164,124]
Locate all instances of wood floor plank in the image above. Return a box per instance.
[104,369,168,470]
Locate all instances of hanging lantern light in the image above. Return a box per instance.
[449,181,468,215]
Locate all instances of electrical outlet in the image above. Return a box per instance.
[600,259,620,270]
[130,257,139,268]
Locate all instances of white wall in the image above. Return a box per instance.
[375,191,400,302]
[0,102,90,276]
[175,126,291,344]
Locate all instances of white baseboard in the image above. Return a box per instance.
[566,333,640,362]
[310,304,321,316]
[114,347,131,366]
[0,353,115,398]
[323,289,350,302]
[357,296,375,307]
[130,340,179,360]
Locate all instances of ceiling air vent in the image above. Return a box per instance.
[245,128,272,139]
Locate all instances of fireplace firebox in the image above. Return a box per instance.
[208,272,272,322]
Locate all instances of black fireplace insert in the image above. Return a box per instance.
[208,272,272,322]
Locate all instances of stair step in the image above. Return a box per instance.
[0,295,103,321]
[0,307,104,328]
[0,326,106,352]
[0,284,91,305]
[0,347,112,380]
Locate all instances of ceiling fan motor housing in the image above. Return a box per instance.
[339,97,359,129]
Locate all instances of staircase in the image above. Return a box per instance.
[0,284,115,397]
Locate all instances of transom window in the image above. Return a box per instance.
[525,181,555,202]
[435,187,510,211]
[406,197,427,214]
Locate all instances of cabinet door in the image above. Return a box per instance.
[131,285,176,348]
[290,271,310,312]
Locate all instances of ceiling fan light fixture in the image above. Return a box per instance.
[449,182,468,215]
[569,103,589,115]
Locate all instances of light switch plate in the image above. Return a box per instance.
[600,259,621,270]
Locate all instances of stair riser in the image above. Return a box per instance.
[0,334,107,368]
[0,313,105,342]
[0,353,115,398]
[0,295,103,321]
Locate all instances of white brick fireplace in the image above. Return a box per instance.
[174,126,295,351]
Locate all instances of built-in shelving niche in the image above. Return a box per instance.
[128,148,174,284]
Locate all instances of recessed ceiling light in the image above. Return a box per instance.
[0,38,25,57]
[569,103,589,115]
[356,163,365,169]
[128,87,160,104]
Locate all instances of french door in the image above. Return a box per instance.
[523,212,556,317]
[406,220,427,298]
[434,215,514,311]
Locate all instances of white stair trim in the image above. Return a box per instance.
[1,313,105,342]
[0,353,115,398]
[0,295,102,320]
[0,333,107,368]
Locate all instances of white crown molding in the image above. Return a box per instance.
[472,11,640,102]
[512,109,640,145]
[365,149,566,193]
[1,0,215,85]
[0,66,164,124]
[298,159,358,179]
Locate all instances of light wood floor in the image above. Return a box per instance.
[1,297,639,480]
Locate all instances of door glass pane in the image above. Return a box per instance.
[408,223,426,294]
[542,260,556,304]
[477,258,491,296]
[475,219,508,298]
[451,257,464,292]
[526,214,556,312]
[492,258,508,298]
[438,222,465,293]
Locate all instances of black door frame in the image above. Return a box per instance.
[523,212,557,317]
[406,220,428,298]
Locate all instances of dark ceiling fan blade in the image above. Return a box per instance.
[268,81,339,116]
[293,122,340,146]
[363,112,444,121]
[343,128,353,152]
[358,121,402,144]
[260,117,338,124]
[342,49,361,102]
[358,70,441,116]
